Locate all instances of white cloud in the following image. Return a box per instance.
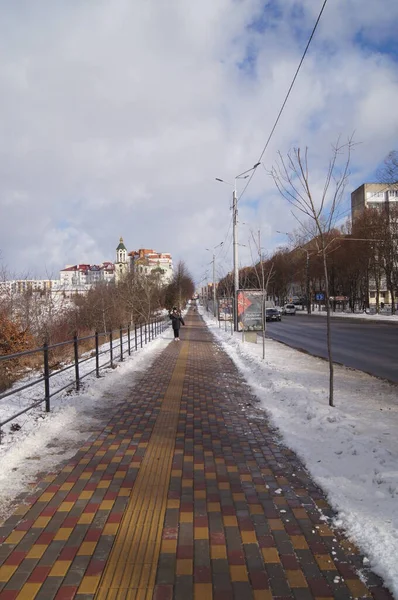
[1,0,398,282]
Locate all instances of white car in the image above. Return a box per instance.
[284,303,296,315]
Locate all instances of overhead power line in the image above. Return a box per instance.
[238,0,329,203]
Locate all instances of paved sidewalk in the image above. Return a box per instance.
[0,310,393,599]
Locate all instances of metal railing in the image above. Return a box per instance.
[0,318,168,437]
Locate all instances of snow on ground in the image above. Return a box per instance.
[200,306,398,599]
[0,328,174,521]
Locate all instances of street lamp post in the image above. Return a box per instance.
[206,242,223,317]
[216,163,260,330]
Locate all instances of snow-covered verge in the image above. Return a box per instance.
[0,329,173,521]
[200,307,398,599]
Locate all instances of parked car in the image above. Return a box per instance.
[266,308,281,322]
[284,303,296,315]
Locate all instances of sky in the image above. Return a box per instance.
[0,307,397,597]
[1,0,398,283]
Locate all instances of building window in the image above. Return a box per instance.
[370,292,375,298]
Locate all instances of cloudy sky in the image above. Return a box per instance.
[1,0,398,285]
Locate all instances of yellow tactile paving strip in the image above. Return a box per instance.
[95,339,190,600]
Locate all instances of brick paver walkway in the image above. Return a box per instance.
[0,310,393,599]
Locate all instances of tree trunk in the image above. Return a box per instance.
[322,247,334,407]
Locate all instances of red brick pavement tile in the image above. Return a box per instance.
[54,586,78,599]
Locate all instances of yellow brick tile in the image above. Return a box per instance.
[249,505,264,515]
[315,554,337,571]
[268,518,284,530]
[232,493,245,502]
[240,474,252,481]
[26,545,47,559]
[194,583,212,599]
[78,513,95,525]
[125,449,135,455]
[167,499,180,509]
[57,502,74,512]
[184,456,193,462]
[205,472,216,480]
[43,474,56,483]
[93,440,102,446]
[50,560,72,577]
[62,466,74,473]
[4,531,26,544]
[182,479,193,488]
[241,531,257,544]
[318,524,334,537]
[286,569,308,587]
[291,535,309,550]
[223,516,238,527]
[78,575,101,594]
[79,458,90,464]
[59,482,74,491]
[77,542,97,556]
[54,528,73,541]
[33,516,51,528]
[345,579,371,597]
[254,590,273,599]
[103,523,119,536]
[293,508,308,519]
[261,548,280,563]
[79,472,92,480]
[194,464,204,470]
[95,464,107,471]
[13,504,29,516]
[79,491,94,501]
[113,471,125,479]
[109,444,119,450]
[38,492,55,502]
[207,502,221,512]
[194,527,209,540]
[180,512,193,523]
[118,488,131,497]
[211,545,227,560]
[0,565,17,583]
[230,565,248,581]
[215,458,224,464]
[111,456,122,463]
[227,466,238,473]
[16,583,41,598]
[194,490,206,499]
[255,485,268,493]
[176,559,192,576]
[100,500,115,511]
[161,540,177,553]
[219,482,230,490]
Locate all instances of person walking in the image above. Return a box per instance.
[169,307,185,341]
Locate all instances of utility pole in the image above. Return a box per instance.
[232,186,239,331]
[305,251,311,315]
[212,253,217,317]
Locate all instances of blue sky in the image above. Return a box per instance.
[0,0,398,283]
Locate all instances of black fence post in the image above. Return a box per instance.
[43,342,50,412]
[148,321,151,342]
[74,333,80,391]
[95,332,100,377]
[110,331,114,368]
[119,326,123,362]
[145,323,147,345]
[127,324,131,356]
[135,324,138,351]
[140,324,143,348]
[152,321,154,339]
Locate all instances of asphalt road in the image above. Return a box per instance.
[265,313,398,383]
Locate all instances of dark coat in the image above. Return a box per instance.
[169,313,185,330]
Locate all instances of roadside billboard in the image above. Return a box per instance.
[218,298,233,321]
[237,290,269,331]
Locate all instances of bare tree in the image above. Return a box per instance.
[270,137,354,407]
[249,230,274,359]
